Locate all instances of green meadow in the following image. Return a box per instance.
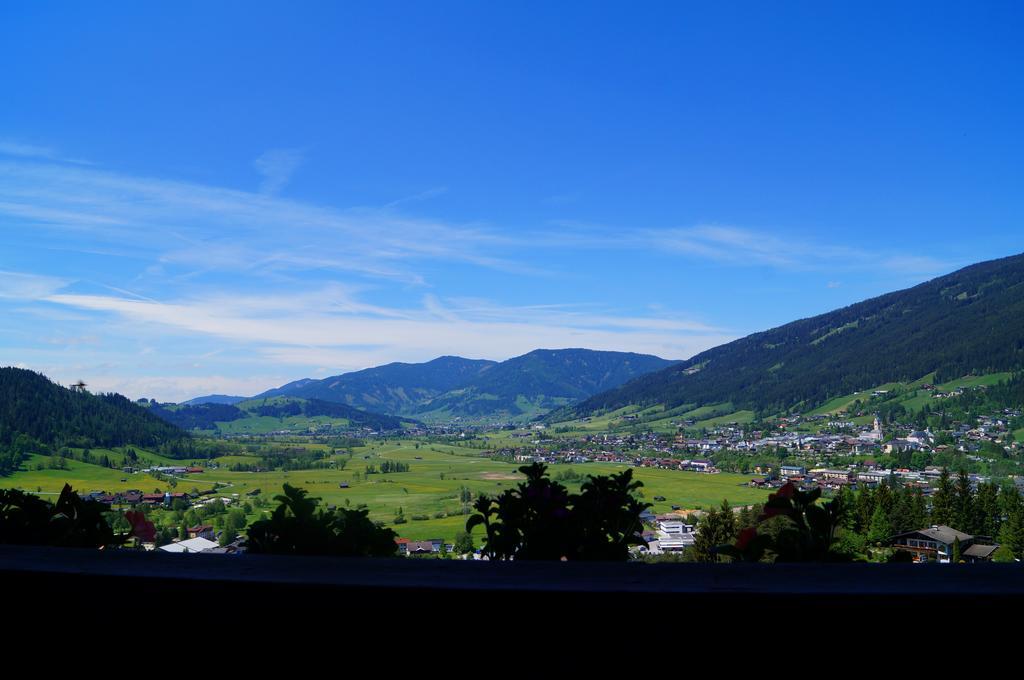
[1,439,769,542]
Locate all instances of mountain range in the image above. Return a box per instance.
[236,349,677,422]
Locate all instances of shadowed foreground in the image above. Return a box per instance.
[4,545,1023,635]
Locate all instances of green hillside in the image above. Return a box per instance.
[0,368,187,475]
[564,252,1024,419]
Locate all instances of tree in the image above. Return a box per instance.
[931,468,955,526]
[219,527,237,546]
[992,545,1016,563]
[453,530,475,555]
[692,506,731,562]
[975,482,1000,538]
[867,504,891,545]
[951,536,963,564]
[953,468,976,534]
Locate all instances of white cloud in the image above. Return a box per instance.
[42,288,727,370]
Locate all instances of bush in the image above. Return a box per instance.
[466,462,650,561]
[246,484,397,557]
[0,484,128,548]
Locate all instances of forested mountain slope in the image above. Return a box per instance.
[564,252,1024,419]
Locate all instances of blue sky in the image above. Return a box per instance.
[1,3,1022,401]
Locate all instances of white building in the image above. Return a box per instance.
[158,537,219,553]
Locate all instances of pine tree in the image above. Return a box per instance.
[975,482,1001,538]
[737,505,752,530]
[692,507,721,562]
[719,499,736,542]
[867,504,891,545]
[953,468,975,533]
[855,485,875,534]
[889,486,913,535]
[931,468,954,527]
[951,536,963,564]
[909,488,928,531]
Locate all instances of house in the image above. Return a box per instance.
[780,465,806,477]
[406,540,437,555]
[889,525,997,563]
[188,524,215,540]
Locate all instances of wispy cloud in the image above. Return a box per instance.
[41,287,728,373]
[253,148,304,195]
[540,221,955,276]
[0,158,525,284]
[383,186,448,209]
[0,139,92,165]
[0,270,69,299]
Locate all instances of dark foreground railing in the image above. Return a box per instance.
[4,545,1022,642]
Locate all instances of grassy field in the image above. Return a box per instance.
[1,439,769,541]
[804,372,1015,419]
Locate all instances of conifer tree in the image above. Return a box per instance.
[953,468,975,533]
[867,504,891,545]
[975,482,1001,538]
[931,468,955,526]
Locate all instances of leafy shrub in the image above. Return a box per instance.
[246,484,397,557]
[718,482,850,562]
[467,462,650,561]
[0,484,128,548]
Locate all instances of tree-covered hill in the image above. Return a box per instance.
[148,396,416,432]
[415,349,677,419]
[253,356,497,414]
[0,368,187,474]
[563,252,1024,419]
